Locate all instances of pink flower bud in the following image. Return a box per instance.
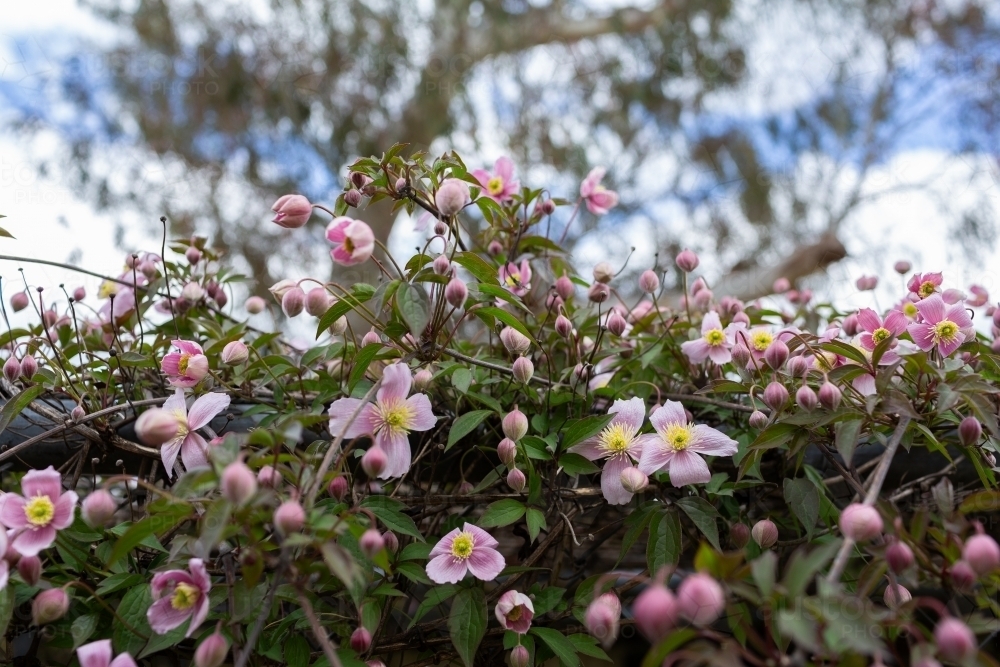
[507,468,526,492]
[433,254,452,275]
[934,617,977,663]
[731,343,751,368]
[502,408,528,441]
[633,582,679,642]
[3,357,20,383]
[135,408,179,447]
[350,172,370,188]
[818,382,842,410]
[762,382,789,411]
[959,416,982,447]
[328,476,349,500]
[555,275,575,301]
[883,583,911,608]
[730,523,750,549]
[350,626,373,653]
[555,315,573,338]
[772,277,791,293]
[752,519,779,549]
[968,284,989,307]
[186,246,202,265]
[487,240,503,255]
[271,194,312,229]
[19,354,37,379]
[839,503,883,541]
[72,286,86,301]
[444,277,468,309]
[395,177,408,192]
[500,327,530,355]
[639,270,660,294]
[360,528,385,559]
[675,249,699,273]
[584,592,621,647]
[362,329,382,348]
[140,260,159,279]
[796,385,818,411]
[509,645,530,667]
[539,199,555,215]
[71,404,85,421]
[362,447,388,478]
[894,260,911,274]
[306,287,332,317]
[435,179,471,217]
[785,355,808,378]
[620,467,649,493]
[963,533,1000,575]
[344,189,362,207]
[886,540,914,573]
[222,461,258,507]
[274,500,305,536]
[214,289,228,307]
[10,291,29,312]
[182,282,204,302]
[587,282,609,303]
[221,341,249,366]
[512,357,534,384]
[840,313,859,337]
[195,629,230,667]
[282,287,306,317]
[748,410,769,430]
[677,573,725,626]
[32,588,69,625]
[245,296,266,314]
[413,367,433,390]
[497,438,517,466]
[606,311,627,337]
[17,555,41,585]
[382,531,399,553]
[257,465,280,488]
[943,288,966,304]
[856,275,878,291]
[764,340,789,369]
[593,262,614,284]
[82,489,117,528]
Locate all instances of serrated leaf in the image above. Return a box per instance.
[675,497,721,551]
[447,410,493,450]
[478,500,525,528]
[396,282,431,338]
[560,414,614,451]
[449,588,487,667]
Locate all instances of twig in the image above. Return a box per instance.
[235,564,283,667]
[888,455,964,503]
[296,588,343,667]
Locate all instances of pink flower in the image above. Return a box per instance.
[425,523,505,583]
[499,260,532,297]
[147,558,211,637]
[855,308,906,364]
[968,284,989,307]
[472,156,519,203]
[681,312,744,364]
[568,397,646,504]
[159,390,232,477]
[327,363,437,479]
[77,640,137,667]
[160,340,209,388]
[907,271,943,300]
[0,467,77,557]
[271,194,312,229]
[495,590,534,634]
[326,217,375,266]
[907,294,974,357]
[637,401,737,487]
[579,167,619,215]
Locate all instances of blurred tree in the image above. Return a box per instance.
[8,0,1000,295]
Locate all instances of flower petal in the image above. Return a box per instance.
[856,308,881,333]
[938,334,965,358]
[405,393,437,431]
[188,558,212,593]
[186,393,231,430]
[667,450,711,487]
[378,363,412,403]
[600,454,634,505]
[681,338,710,363]
[945,304,973,329]
[915,294,945,324]
[160,436,184,478]
[608,396,645,431]
[464,523,500,549]
[77,639,114,667]
[466,546,506,581]
[12,525,56,557]
[689,425,738,456]
[181,433,210,471]
[707,345,732,365]
[51,491,79,530]
[907,323,935,351]
[425,554,468,584]
[429,528,461,558]
[150,570,195,599]
[109,655,139,667]
[162,389,187,414]
[328,399,378,439]
[853,373,877,396]
[637,436,673,475]
[568,437,605,461]
[0,495,27,530]
[147,596,191,635]
[187,596,210,638]
[495,156,515,181]
[376,430,411,479]
[21,467,62,502]
[650,401,686,432]
[160,353,181,376]
[884,310,907,335]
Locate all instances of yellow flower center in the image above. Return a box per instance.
[451,532,475,560]
[177,353,190,375]
[379,399,413,435]
[933,320,959,343]
[704,329,726,346]
[902,302,918,318]
[487,177,504,196]
[98,280,120,299]
[24,496,55,527]
[171,582,200,610]
[814,351,838,372]
[505,271,521,289]
[507,605,524,621]
[344,237,355,253]
[599,423,636,454]
[661,423,694,451]
[750,331,773,352]
[871,327,891,345]
[918,281,936,298]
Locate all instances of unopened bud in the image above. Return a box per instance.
[222,461,258,506]
[512,357,534,384]
[748,410,769,430]
[675,249,699,273]
[10,292,29,312]
[221,341,249,366]
[433,254,452,275]
[639,270,660,294]
[413,368,433,390]
[818,382,842,410]
[72,286,86,301]
[282,287,306,317]
[359,528,385,559]
[194,629,230,667]
[344,189,362,207]
[795,385,818,411]
[633,582,678,643]
[934,617,976,663]
[306,287,332,317]
[245,296,266,314]
[731,343,751,368]
[963,533,1000,575]
[509,645,530,667]
[764,340,789,369]
[619,467,648,493]
[677,573,725,626]
[507,468,526,492]
[729,523,750,549]
[257,465,280,488]
[588,282,610,303]
[593,262,614,284]
[17,555,41,585]
[883,583,911,608]
[555,315,573,338]
[886,539,914,573]
[328,476,349,500]
[135,408,179,447]
[3,357,20,383]
[444,278,468,309]
[435,179,471,217]
[362,447,388,478]
[32,588,69,625]
[186,246,202,265]
[19,354,37,379]
[606,311,627,337]
[959,416,982,447]
[839,503,883,541]
[762,382,789,411]
[274,500,306,536]
[497,438,517,466]
[752,519,778,549]
[555,276,575,301]
[894,260,911,274]
[82,489,117,528]
[382,531,399,553]
[351,626,373,653]
[502,408,528,441]
[500,327,531,355]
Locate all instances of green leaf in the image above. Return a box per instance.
[641,629,698,667]
[400,542,433,561]
[396,282,431,338]
[618,505,654,564]
[526,508,547,542]
[560,414,614,451]
[820,340,871,366]
[472,305,534,342]
[284,634,311,667]
[108,503,192,565]
[454,252,500,285]
[568,633,611,662]
[396,561,433,585]
[322,542,366,607]
[748,422,799,452]
[452,367,473,394]
[447,410,493,451]
[835,418,863,465]
[113,585,152,655]
[675,497,721,551]
[531,587,565,615]
[316,287,374,337]
[751,551,777,598]
[140,624,186,658]
[348,343,384,392]
[530,627,580,667]
[0,587,13,639]
[783,478,820,537]
[558,453,600,476]
[478,499,526,528]
[449,588,488,667]
[360,496,423,540]
[408,584,458,629]
[71,613,99,649]
[647,509,682,573]
[0,384,46,434]
[0,226,14,239]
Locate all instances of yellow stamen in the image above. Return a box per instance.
[704,329,726,346]
[750,330,773,352]
[451,532,475,560]
[661,423,694,451]
[507,606,523,621]
[599,423,635,454]
[487,177,504,196]
[902,302,918,318]
[177,354,190,375]
[871,327,891,345]
[933,320,959,343]
[918,281,936,298]
[24,496,55,527]
[171,582,200,610]
[379,399,413,435]
[344,237,355,253]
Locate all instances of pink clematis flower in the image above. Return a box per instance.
[856,308,907,354]
[907,294,974,357]
[580,167,619,215]
[907,272,943,300]
[734,327,788,367]
[0,467,77,557]
[77,640,137,667]
[328,363,437,479]
[326,217,375,266]
[495,590,534,634]
[681,312,744,365]
[425,523,505,584]
[159,390,232,477]
[968,284,989,307]
[160,340,209,388]
[147,558,211,637]
[473,157,519,203]
[569,397,646,505]
[500,260,532,297]
[637,401,738,487]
